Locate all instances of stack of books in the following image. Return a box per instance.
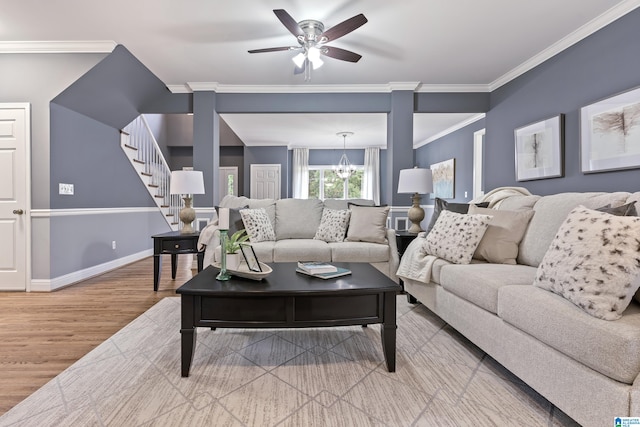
[296,262,351,279]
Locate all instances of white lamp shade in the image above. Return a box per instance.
[170,170,205,195]
[397,168,433,194]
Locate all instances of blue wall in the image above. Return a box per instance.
[485,8,640,194]
[416,118,486,204]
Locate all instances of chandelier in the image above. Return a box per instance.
[335,132,355,179]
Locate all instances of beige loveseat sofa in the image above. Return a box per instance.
[198,195,399,282]
[399,191,640,427]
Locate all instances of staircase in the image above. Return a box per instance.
[120,115,180,230]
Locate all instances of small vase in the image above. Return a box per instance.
[226,253,241,271]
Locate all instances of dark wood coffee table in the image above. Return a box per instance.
[176,262,402,377]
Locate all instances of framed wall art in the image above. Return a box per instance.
[580,86,640,173]
[514,114,564,181]
[430,158,455,199]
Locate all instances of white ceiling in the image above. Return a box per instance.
[2,0,637,147]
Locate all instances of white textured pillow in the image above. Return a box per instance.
[424,210,493,264]
[468,205,534,264]
[346,205,390,244]
[314,208,351,242]
[239,208,276,243]
[534,206,640,320]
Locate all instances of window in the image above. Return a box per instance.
[308,166,363,199]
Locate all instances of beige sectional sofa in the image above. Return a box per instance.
[399,191,640,427]
[198,195,399,282]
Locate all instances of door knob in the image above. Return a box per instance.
[13,209,24,215]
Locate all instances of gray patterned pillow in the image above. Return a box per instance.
[423,210,493,264]
[314,208,351,242]
[534,206,640,320]
[239,208,276,243]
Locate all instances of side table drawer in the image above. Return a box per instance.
[162,239,196,252]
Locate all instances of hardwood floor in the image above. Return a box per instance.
[0,254,196,416]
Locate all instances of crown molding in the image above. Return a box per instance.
[489,0,640,91]
[414,113,486,148]
[0,40,117,53]
[416,84,490,93]
[387,82,421,91]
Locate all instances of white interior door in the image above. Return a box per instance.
[473,129,485,199]
[219,166,238,197]
[0,104,30,291]
[250,164,281,199]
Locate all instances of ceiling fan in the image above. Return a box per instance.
[248,9,367,80]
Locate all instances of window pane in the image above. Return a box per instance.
[308,170,320,199]
[323,170,344,199]
[227,175,234,196]
[347,170,363,198]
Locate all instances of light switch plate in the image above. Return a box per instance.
[59,183,74,195]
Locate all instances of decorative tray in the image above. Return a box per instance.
[212,261,272,281]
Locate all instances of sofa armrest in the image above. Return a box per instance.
[386,229,400,282]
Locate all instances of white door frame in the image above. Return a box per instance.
[0,103,31,291]
[473,128,485,199]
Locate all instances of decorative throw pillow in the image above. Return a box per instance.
[239,208,276,243]
[534,206,640,320]
[314,208,351,242]
[424,210,493,264]
[426,198,490,234]
[215,205,248,235]
[346,205,390,244]
[468,205,535,264]
[596,202,638,217]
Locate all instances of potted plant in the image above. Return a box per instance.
[223,229,249,270]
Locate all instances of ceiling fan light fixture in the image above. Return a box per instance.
[307,46,321,62]
[292,52,306,68]
[311,56,324,70]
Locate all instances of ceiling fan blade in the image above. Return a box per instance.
[322,46,362,63]
[248,46,293,54]
[322,14,367,42]
[273,9,305,38]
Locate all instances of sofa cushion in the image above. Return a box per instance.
[273,239,331,262]
[239,208,276,243]
[426,198,490,234]
[468,206,534,264]
[498,285,640,384]
[314,208,350,242]
[517,192,630,267]
[440,264,537,314]
[249,241,275,263]
[534,206,640,321]
[424,210,492,264]
[346,205,390,244]
[275,199,323,240]
[329,241,389,263]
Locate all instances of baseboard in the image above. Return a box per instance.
[30,249,153,292]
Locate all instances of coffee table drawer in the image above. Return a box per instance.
[295,294,381,322]
[200,297,287,322]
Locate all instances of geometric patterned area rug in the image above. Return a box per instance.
[0,296,579,427]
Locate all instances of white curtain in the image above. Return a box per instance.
[292,148,309,199]
[362,147,380,205]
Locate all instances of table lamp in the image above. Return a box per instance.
[170,170,205,234]
[397,167,433,233]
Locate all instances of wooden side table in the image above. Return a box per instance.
[395,230,420,303]
[152,231,204,291]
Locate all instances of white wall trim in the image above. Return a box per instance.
[0,40,117,53]
[414,113,486,148]
[30,249,153,292]
[489,0,640,91]
[31,207,159,217]
[169,81,490,94]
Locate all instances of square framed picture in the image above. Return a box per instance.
[514,114,564,181]
[240,244,262,272]
[580,86,640,173]
[395,217,408,231]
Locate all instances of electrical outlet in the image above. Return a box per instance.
[59,183,74,195]
[112,241,116,250]
[464,191,468,198]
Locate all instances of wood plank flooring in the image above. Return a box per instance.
[0,254,196,416]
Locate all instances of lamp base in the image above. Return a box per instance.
[179,197,196,234]
[407,193,425,233]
